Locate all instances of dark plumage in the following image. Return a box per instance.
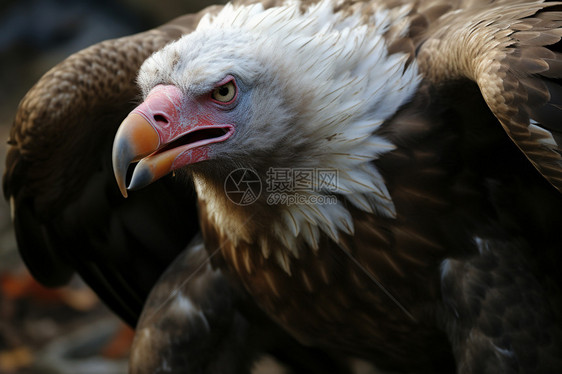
[3,10,203,326]
[130,235,355,373]
[5,0,562,373]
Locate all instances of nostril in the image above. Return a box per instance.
[153,114,169,124]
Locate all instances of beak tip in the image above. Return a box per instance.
[112,144,132,199]
[128,165,155,192]
[113,170,129,198]
[111,113,160,197]
[119,185,129,199]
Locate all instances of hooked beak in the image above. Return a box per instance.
[112,85,234,197]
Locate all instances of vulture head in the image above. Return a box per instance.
[113,2,419,251]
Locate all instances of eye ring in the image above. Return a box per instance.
[211,79,237,104]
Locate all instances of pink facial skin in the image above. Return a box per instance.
[121,84,236,191]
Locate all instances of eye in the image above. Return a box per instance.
[211,81,237,103]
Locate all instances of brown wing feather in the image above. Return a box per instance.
[417,1,562,192]
[2,10,212,325]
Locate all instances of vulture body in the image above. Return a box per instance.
[5,0,562,373]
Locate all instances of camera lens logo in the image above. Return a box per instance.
[224,168,262,206]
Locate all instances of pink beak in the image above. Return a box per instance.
[112,85,234,197]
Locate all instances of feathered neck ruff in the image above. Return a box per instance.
[155,0,421,270]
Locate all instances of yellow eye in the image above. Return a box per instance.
[211,81,236,103]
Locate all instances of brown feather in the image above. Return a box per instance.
[417,1,562,192]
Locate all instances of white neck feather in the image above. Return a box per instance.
[174,0,421,271]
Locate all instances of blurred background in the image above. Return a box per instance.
[0,1,224,373]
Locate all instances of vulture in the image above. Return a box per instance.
[4,0,562,373]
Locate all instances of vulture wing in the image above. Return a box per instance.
[417,0,562,191]
[401,2,562,370]
[2,9,215,326]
